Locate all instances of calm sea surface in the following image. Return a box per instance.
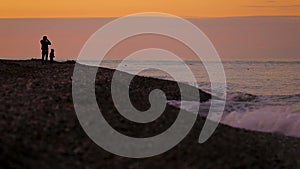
[100,60,300,96]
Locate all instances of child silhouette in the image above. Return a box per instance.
[50,49,55,63]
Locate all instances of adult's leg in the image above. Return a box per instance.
[41,51,46,64]
[45,50,49,64]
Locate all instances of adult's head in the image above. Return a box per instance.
[43,36,47,40]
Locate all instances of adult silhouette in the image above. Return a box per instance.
[40,36,51,64]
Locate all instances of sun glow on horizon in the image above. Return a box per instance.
[0,0,299,18]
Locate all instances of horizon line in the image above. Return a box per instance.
[1,15,300,20]
[2,57,300,62]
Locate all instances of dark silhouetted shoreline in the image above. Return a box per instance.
[0,59,300,168]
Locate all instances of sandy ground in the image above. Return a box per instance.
[1,59,300,169]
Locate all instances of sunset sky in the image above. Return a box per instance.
[1,0,300,18]
[0,0,299,60]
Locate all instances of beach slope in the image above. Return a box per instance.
[0,59,300,169]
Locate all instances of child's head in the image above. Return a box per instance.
[51,49,54,52]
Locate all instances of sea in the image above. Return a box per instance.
[98,59,300,138]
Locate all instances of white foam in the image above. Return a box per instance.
[167,100,300,138]
[223,106,300,137]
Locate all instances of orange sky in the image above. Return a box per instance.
[1,0,300,18]
[1,17,299,60]
[0,1,299,60]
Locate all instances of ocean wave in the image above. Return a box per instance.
[226,91,300,104]
[226,92,258,102]
[222,105,300,138]
[167,92,300,138]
